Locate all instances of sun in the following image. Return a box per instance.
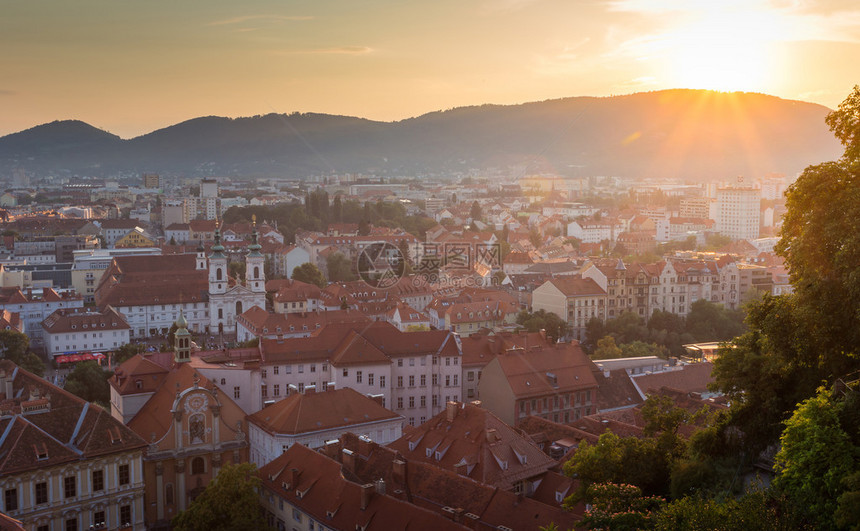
[661,9,782,93]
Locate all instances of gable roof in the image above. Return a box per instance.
[248,388,400,435]
[388,402,557,490]
[0,360,146,477]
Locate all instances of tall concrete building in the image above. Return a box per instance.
[715,186,760,240]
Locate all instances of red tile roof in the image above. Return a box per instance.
[0,360,146,476]
[94,254,209,307]
[388,402,557,490]
[492,343,598,399]
[41,306,130,334]
[248,387,400,435]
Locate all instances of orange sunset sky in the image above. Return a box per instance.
[1,0,858,138]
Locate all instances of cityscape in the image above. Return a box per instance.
[1,2,859,531]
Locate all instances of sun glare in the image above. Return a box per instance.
[660,9,785,93]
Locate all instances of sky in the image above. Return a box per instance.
[1,0,859,138]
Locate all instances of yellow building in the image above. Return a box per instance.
[116,228,157,248]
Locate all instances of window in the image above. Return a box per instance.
[298,383,304,393]
[4,488,17,511]
[445,357,451,366]
[432,395,439,407]
[37,525,49,531]
[35,482,48,504]
[420,374,426,386]
[274,366,280,375]
[93,510,105,528]
[368,373,374,386]
[274,384,280,396]
[453,375,458,386]
[234,386,241,399]
[293,508,302,523]
[397,376,403,388]
[64,476,76,498]
[298,364,304,373]
[165,483,174,506]
[420,395,426,407]
[432,374,438,386]
[191,456,205,475]
[120,504,132,526]
[397,397,403,409]
[467,371,475,382]
[397,358,403,367]
[356,371,363,383]
[408,375,415,387]
[409,396,415,408]
[445,375,451,387]
[310,364,316,373]
[119,463,130,485]
[379,376,386,388]
[409,357,415,367]
[343,368,349,377]
[65,517,77,531]
[262,385,268,398]
[92,469,104,491]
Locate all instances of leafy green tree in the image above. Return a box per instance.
[0,329,30,365]
[357,219,371,236]
[19,352,45,377]
[773,385,859,530]
[621,340,668,359]
[470,201,482,221]
[516,309,569,341]
[172,462,271,531]
[577,483,665,531]
[228,261,246,282]
[64,361,111,405]
[292,263,327,288]
[592,335,623,360]
[684,300,745,342]
[655,490,795,531]
[326,252,356,282]
[825,84,860,163]
[114,343,145,364]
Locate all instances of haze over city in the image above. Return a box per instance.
[2,0,860,138]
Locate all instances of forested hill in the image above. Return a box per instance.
[0,89,842,179]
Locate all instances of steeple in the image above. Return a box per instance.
[196,239,207,270]
[245,214,265,294]
[173,309,192,364]
[209,219,228,295]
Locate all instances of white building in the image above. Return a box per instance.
[0,288,84,350]
[247,387,403,467]
[715,186,760,240]
[42,306,131,357]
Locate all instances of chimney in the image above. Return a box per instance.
[323,439,341,460]
[453,508,465,524]
[392,459,407,486]
[446,401,458,422]
[342,448,355,472]
[360,483,374,510]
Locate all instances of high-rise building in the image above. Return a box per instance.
[715,186,760,240]
[143,172,160,189]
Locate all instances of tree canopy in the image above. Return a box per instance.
[64,361,111,405]
[292,262,326,288]
[172,462,271,531]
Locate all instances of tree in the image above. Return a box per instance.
[516,309,569,342]
[470,201,482,221]
[529,229,543,249]
[114,343,145,364]
[0,329,30,365]
[64,361,111,405]
[172,462,271,531]
[577,483,665,531]
[358,218,371,236]
[18,352,45,377]
[773,385,859,530]
[655,490,794,531]
[326,252,356,282]
[228,261,246,283]
[592,335,623,360]
[825,84,860,163]
[292,263,326,288]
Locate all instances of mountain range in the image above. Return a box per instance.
[0,89,844,181]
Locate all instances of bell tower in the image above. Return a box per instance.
[245,215,266,294]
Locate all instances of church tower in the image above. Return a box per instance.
[208,224,228,296]
[174,310,192,364]
[196,239,207,270]
[245,215,266,294]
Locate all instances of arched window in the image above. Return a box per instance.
[189,414,205,445]
[191,456,205,475]
[254,266,260,279]
[235,301,242,315]
[216,268,223,281]
[165,483,174,506]
[218,308,223,319]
